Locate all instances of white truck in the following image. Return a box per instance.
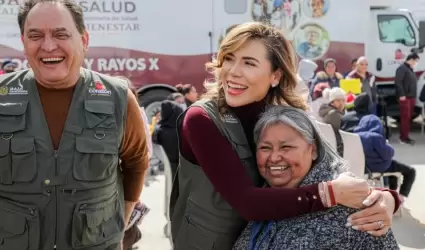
[1,0,425,119]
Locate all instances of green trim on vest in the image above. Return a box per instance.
[170,100,263,250]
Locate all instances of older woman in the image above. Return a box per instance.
[233,106,399,249]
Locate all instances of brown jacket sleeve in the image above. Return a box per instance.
[120,89,149,202]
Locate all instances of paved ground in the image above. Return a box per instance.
[134,125,425,250]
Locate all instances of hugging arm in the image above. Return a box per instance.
[181,107,327,221]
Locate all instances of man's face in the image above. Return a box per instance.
[21,2,88,87]
[307,31,319,45]
[357,59,368,73]
[310,0,323,17]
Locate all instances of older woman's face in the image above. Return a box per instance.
[219,39,281,107]
[256,123,317,188]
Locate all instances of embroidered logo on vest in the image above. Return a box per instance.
[0,80,28,96]
[88,80,111,96]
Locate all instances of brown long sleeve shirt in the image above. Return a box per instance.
[37,82,149,202]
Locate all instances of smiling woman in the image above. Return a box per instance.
[233,106,399,249]
[170,22,400,250]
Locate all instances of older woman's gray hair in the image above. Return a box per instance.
[254,105,345,168]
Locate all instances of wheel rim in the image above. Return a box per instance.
[144,101,162,124]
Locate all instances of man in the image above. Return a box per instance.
[0,59,18,75]
[297,24,323,59]
[309,0,324,18]
[395,53,419,145]
[344,58,358,78]
[0,1,149,249]
[346,57,377,113]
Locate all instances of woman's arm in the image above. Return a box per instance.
[180,107,367,221]
[181,107,325,221]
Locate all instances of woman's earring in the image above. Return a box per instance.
[271,82,279,88]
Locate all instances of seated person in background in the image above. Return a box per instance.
[309,82,329,121]
[318,87,346,156]
[310,58,344,93]
[354,115,416,204]
[341,93,372,132]
[353,115,394,173]
[318,87,346,130]
[233,106,399,250]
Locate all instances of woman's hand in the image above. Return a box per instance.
[331,172,370,209]
[346,190,395,236]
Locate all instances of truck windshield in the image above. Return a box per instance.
[377,15,416,46]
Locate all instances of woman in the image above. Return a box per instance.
[318,87,346,131]
[170,22,399,250]
[310,58,343,92]
[319,87,346,156]
[233,106,399,249]
[176,83,198,107]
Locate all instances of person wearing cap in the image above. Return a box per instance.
[310,58,343,94]
[297,24,323,59]
[319,87,347,156]
[0,60,18,74]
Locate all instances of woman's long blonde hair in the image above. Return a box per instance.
[203,22,308,113]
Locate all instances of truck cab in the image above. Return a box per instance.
[367,8,421,117]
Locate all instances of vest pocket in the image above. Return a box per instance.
[71,191,124,249]
[11,137,37,183]
[174,214,215,250]
[0,101,28,133]
[84,100,116,129]
[0,197,40,250]
[73,130,118,182]
[0,139,11,184]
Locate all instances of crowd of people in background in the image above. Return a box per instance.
[305,55,417,207]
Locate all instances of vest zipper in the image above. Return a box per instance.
[53,150,58,250]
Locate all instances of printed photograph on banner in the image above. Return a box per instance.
[294,23,329,60]
[251,0,302,34]
[303,0,329,18]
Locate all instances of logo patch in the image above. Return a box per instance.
[89,80,111,96]
[0,81,28,96]
[0,86,8,96]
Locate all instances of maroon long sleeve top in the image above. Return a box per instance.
[180,101,400,221]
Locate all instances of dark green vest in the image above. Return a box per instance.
[170,100,263,250]
[0,69,127,250]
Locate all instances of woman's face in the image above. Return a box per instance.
[219,39,281,107]
[256,123,317,188]
[332,99,345,111]
[325,62,336,76]
[185,86,198,102]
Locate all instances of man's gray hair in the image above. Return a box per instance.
[254,105,343,164]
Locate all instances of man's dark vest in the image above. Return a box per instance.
[169,100,263,250]
[0,68,127,250]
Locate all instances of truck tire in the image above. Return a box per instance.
[139,88,174,123]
